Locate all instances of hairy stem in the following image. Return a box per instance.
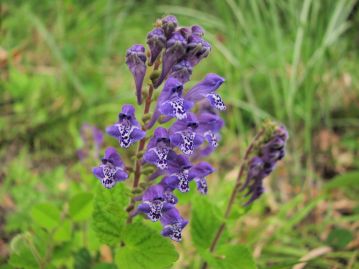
[201,129,264,269]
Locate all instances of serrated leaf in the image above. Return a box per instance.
[209,245,257,269]
[31,203,61,230]
[92,184,130,245]
[115,223,179,269]
[191,197,222,249]
[69,192,93,222]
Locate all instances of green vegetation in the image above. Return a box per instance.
[1,0,358,268]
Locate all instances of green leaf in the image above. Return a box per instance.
[191,197,222,250]
[326,227,353,249]
[115,223,179,269]
[324,171,359,191]
[74,248,92,269]
[53,220,72,242]
[31,203,61,230]
[92,264,117,269]
[69,192,93,222]
[92,184,130,245]
[209,245,257,269]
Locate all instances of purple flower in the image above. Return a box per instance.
[143,127,174,169]
[185,34,211,66]
[165,154,193,192]
[185,73,226,111]
[169,59,193,84]
[137,185,174,222]
[147,77,193,128]
[169,113,204,155]
[106,104,146,148]
[147,28,166,65]
[161,15,178,38]
[154,31,187,88]
[160,208,188,242]
[126,45,147,104]
[93,147,128,188]
[197,112,224,155]
[189,162,215,194]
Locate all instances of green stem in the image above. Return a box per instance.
[200,129,264,269]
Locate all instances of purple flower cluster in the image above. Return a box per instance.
[240,125,288,206]
[93,15,225,242]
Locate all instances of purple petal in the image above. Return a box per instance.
[206,93,226,110]
[147,28,166,65]
[185,73,225,102]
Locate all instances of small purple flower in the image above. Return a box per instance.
[161,15,178,38]
[106,104,146,148]
[160,208,188,242]
[147,78,193,128]
[170,59,193,84]
[137,185,174,222]
[93,147,128,188]
[185,73,226,111]
[143,127,174,169]
[189,162,215,194]
[166,154,192,192]
[147,28,166,65]
[154,31,187,88]
[169,113,204,155]
[126,45,147,104]
[197,112,224,155]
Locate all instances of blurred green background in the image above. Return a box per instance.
[1,0,359,268]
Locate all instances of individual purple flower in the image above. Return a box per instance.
[197,112,224,155]
[147,28,166,65]
[147,77,193,128]
[185,34,211,66]
[126,44,147,104]
[92,147,128,188]
[160,208,188,242]
[137,185,174,222]
[143,127,174,169]
[106,104,146,148]
[169,113,204,155]
[189,162,215,194]
[161,15,178,38]
[169,59,193,84]
[185,73,226,111]
[154,31,187,88]
[165,154,193,192]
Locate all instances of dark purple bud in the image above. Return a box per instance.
[93,147,128,188]
[147,28,166,65]
[185,73,226,111]
[170,60,193,84]
[161,15,178,38]
[106,104,146,148]
[160,208,188,242]
[154,32,187,88]
[126,45,147,104]
[186,35,211,66]
[191,25,204,36]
